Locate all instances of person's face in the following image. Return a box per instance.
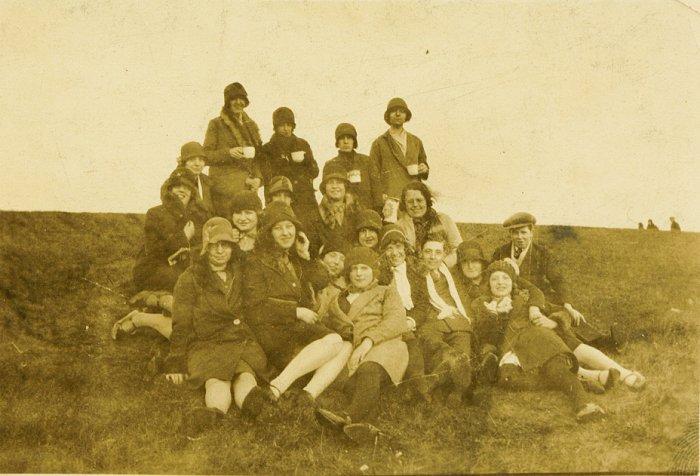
[358,228,379,248]
[325,178,346,201]
[170,184,192,205]
[271,220,296,249]
[276,123,294,138]
[404,189,428,218]
[229,97,247,113]
[231,210,258,233]
[349,263,374,289]
[388,108,407,127]
[207,241,233,268]
[384,241,406,267]
[421,240,445,271]
[338,135,355,153]
[460,259,484,280]
[184,156,205,175]
[509,226,533,250]
[322,251,345,278]
[271,191,292,206]
[489,271,513,298]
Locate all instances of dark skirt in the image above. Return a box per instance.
[187,338,267,387]
[252,320,333,370]
[504,325,575,372]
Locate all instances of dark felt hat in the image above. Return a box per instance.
[456,240,488,265]
[164,168,197,194]
[224,82,249,107]
[344,246,381,279]
[379,224,410,251]
[355,209,382,234]
[178,141,206,166]
[335,123,358,148]
[273,107,296,128]
[268,176,294,197]
[485,259,517,282]
[320,164,350,195]
[229,190,262,214]
[384,97,412,124]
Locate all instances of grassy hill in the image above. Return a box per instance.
[0,211,698,473]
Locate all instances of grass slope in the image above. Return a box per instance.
[0,211,698,474]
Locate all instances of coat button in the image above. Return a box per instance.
[233,319,241,325]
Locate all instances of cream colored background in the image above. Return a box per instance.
[1,0,698,230]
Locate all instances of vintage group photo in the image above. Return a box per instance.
[0,1,698,474]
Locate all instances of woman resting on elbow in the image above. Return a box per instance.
[164,217,269,440]
[472,260,606,423]
[243,202,352,415]
[315,247,410,445]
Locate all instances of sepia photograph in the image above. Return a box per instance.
[0,0,698,473]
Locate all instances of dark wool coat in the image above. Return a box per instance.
[243,249,332,368]
[471,293,573,371]
[369,129,428,200]
[456,273,547,309]
[377,258,431,327]
[491,242,572,305]
[132,191,209,292]
[324,151,383,210]
[408,267,473,336]
[311,196,364,253]
[203,109,263,215]
[260,133,320,226]
[166,257,267,386]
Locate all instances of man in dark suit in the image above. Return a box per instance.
[491,212,613,348]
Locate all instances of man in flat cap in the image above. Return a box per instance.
[492,212,612,348]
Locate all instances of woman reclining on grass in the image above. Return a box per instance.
[164,217,269,439]
[315,247,410,445]
[472,260,606,423]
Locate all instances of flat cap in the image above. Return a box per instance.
[503,212,536,229]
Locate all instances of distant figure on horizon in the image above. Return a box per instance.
[637,222,644,230]
[646,219,658,231]
[670,217,681,232]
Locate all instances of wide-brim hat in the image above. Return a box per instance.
[273,107,296,128]
[335,123,358,148]
[456,240,488,266]
[344,246,381,279]
[268,176,294,198]
[260,201,302,233]
[224,82,249,107]
[503,212,536,229]
[164,168,197,194]
[320,164,350,195]
[379,224,410,251]
[201,217,237,255]
[384,97,412,124]
[178,141,206,165]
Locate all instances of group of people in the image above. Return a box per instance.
[639,217,681,231]
[111,82,646,443]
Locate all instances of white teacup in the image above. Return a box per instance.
[383,197,400,223]
[348,169,361,183]
[291,151,305,163]
[242,146,256,159]
[407,163,420,176]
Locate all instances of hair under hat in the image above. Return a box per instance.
[379,224,410,251]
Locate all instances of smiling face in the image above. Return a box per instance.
[184,156,205,175]
[384,241,406,267]
[489,271,513,298]
[509,225,533,251]
[404,189,428,219]
[338,135,355,153]
[358,228,379,248]
[276,123,294,138]
[322,251,345,278]
[349,263,374,289]
[271,220,296,249]
[170,184,192,206]
[421,240,445,272]
[231,210,258,233]
[207,241,233,268]
[325,178,346,201]
[460,259,484,280]
[388,108,407,127]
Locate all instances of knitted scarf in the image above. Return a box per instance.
[319,195,349,229]
[425,263,469,321]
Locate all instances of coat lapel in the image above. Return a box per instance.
[382,131,410,168]
[346,286,382,323]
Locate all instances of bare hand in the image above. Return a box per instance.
[528,306,545,322]
[296,307,318,324]
[417,163,429,175]
[565,304,587,326]
[166,373,186,385]
[532,315,558,329]
[348,338,373,372]
[229,147,246,159]
[183,220,195,240]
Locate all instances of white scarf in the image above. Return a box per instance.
[511,241,531,268]
[391,261,414,310]
[196,175,203,200]
[425,263,469,322]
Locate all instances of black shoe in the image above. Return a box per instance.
[241,386,266,419]
[479,352,499,384]
[259,385,279,404]
[180,408,220,440]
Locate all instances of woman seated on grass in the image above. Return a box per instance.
[243,202,352,416]
[396,181,462,268]
[111,169,209,340]
[228,190,262,254]
[315,247,409,445]
[457,241,644,392]
[164,217,269,439]
[472,260,606,423]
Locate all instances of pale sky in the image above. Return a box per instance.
[1,0,698,230]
